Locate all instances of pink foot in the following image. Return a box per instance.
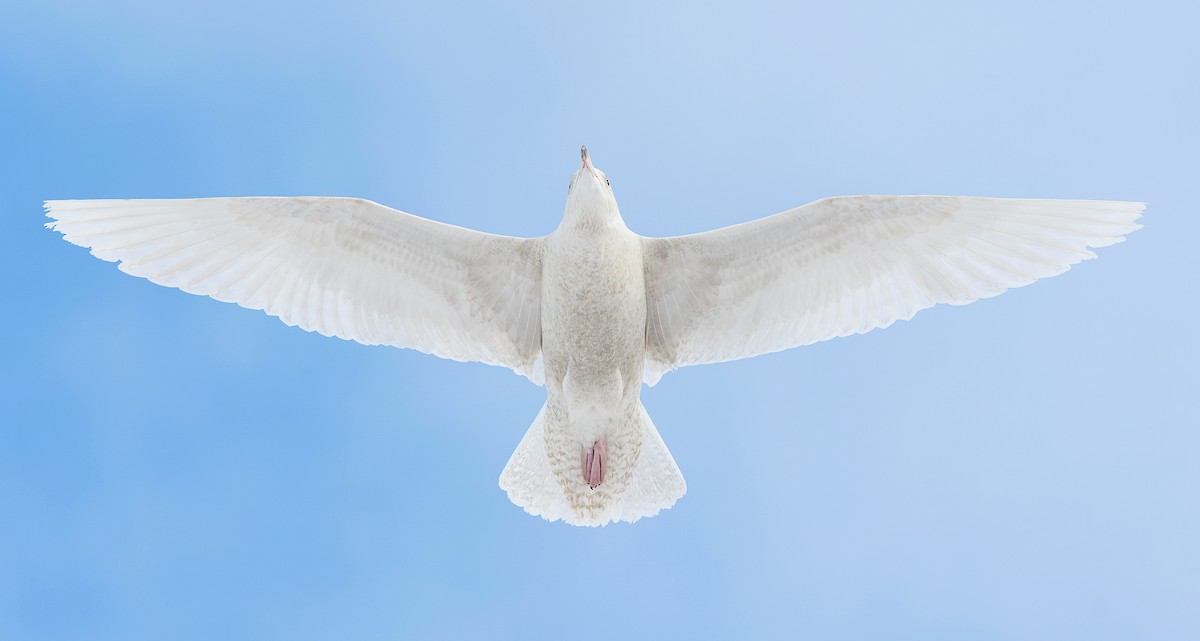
[581,436,607,488]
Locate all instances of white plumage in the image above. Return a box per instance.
[45,147,1143,526]
[641,196,1142,384]
[47,197,546,381]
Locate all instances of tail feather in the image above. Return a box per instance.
[498,402,686,526]
[498,404,572,522]
[616,404,687,522]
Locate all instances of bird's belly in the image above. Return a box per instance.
[540,231,646,437]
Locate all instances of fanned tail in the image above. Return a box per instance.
[498,403,686,526]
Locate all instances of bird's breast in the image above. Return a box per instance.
[540,227,646,401]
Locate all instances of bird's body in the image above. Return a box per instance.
[535,151,659,521]
[46,146,1143,526]
[543,177,644,439]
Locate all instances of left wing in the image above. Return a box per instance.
[47,197,547,383]
[641,196,1143,385]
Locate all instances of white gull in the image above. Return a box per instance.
[45,146,1143,526]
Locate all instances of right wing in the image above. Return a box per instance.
[642,196,1143,385]
[47,197,547,383]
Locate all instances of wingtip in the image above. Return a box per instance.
[1122,201,1146,235]
[43,201,60,230]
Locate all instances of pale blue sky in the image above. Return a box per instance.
[2,1,1197,639]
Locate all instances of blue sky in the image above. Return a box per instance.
[2,1,1197,639]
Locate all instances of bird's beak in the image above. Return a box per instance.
[581,145,593,171]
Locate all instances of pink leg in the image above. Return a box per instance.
[581,436,607,488]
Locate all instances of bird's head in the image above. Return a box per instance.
[566,145,616,210]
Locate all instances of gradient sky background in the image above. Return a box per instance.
[2,1,1197,639]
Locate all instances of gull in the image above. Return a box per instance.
[45,146,1143,526]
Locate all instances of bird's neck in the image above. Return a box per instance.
[560,199,626,233]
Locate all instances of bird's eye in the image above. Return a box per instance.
[606,178,611,186]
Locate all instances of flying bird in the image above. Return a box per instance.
[45,146,1143,526]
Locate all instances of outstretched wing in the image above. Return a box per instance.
[641,196,1143,385]
[47,197,546,383]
